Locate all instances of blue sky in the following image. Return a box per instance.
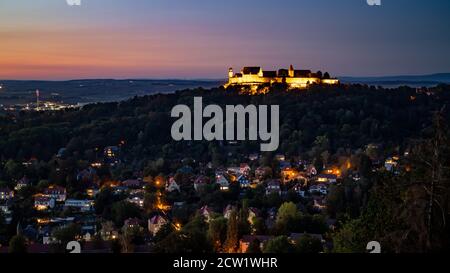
[0,0,449,79]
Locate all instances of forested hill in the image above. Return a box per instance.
[1,84,450,166]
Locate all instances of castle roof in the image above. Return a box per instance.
[263,71,277,77]
[242,67,261,75]
[294,70,312,77]
[278,69,289,77]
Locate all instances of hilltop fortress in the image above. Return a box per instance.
[224,65,339,89]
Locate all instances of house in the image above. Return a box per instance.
[76,167,97,183]
[385,157,398,172]
[239,235,274,253]
[166,177,180,193]
[317,174,337,184]
[86,186,100,198]
[309,184,328,195]
[200,205,214,222]
[122,179,144,189]
[313,196,327,211]
[293,184,306,197]
[103,146,120,166]
[56,148,67,158]
[177,165,194,174]
[0,188,14,200]
[193,176,209,192]
[124,218,141,229]
[227,167,241,176]
[111,185,128,195]
[104,146,120,162]
[306,165,318,176]
[100,221,119,241]
[127,193,145,208]
[281,167,304,183]
[148,215,168,236]
[237,175,250,189]
[34,195,55,211]
[15,176,31,191]
[215,168,226,177]
[81,225,96,241]
[0,200,13,224]
[265,180,281,196]
[216,175,230,191]
[64,199,94,212]
[43,185,66,202]
[254,167,266,179]
[240,163,251,175]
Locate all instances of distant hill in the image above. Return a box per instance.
[341,73,450,87]
[0,79,223,106]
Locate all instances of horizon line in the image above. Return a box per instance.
[1,72,450,82]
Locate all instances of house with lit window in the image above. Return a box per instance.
[237,175,251,189]
[216,175,230,191]
[34,195,56,211]
[15,176,31,191]
[127,193,145,208]
[265,180,281,196]
[317,174,337,184]
[0,188,14,200]
[64,199,94,212]
[43,185,66,202]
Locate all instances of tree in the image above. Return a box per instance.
[94,187,114,217]
[407,111,450,251]
[154,223,175,242]
[110,201,141,226]
[4,160,22,179]
[223,209,239,253]
[9,235,27,253]
[155,217,212,253]
[295,235,323,253]
[208,217,227,252]
[53,224,81,246]
[276,202,301,234]
[246,238,262,253]
[263,236,294,253]
[0,212,6,235]
[252,217,266,235]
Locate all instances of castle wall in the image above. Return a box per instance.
[226,67,339,89]
[322,79,339,85]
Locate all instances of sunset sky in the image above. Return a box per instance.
[1,0,449,80]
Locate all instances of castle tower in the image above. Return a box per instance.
[289,65,294,77]
[258,67,264,77]
[228,68,234,78]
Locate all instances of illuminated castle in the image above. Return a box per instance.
[225,65,339,89]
